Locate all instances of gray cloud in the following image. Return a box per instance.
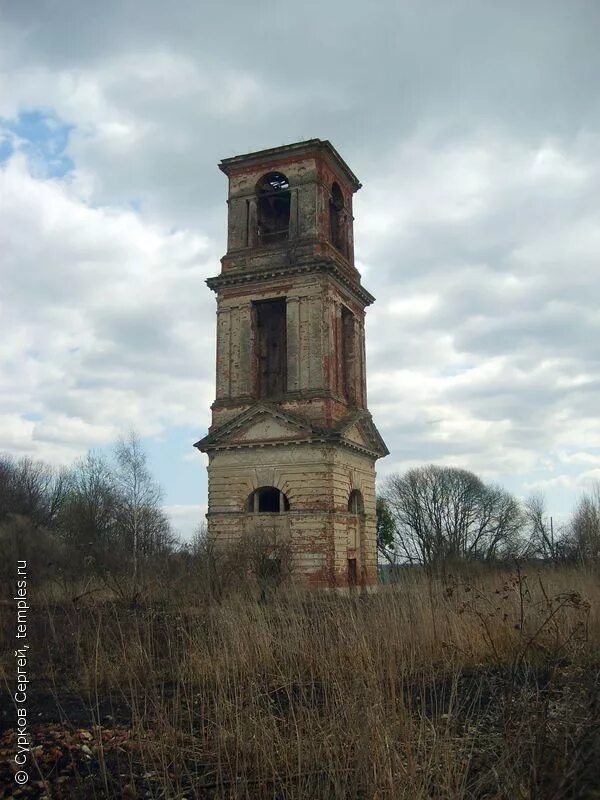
[0,0,599,520]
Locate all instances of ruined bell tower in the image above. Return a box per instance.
[195,139,388,588]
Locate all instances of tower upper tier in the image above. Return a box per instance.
[212,139,368,298]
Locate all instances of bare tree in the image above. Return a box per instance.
[382,465,524,573]
[114,430,173,585]
[0,453,69,528]
[523,492,565,562]
[566,482,600,565]
[59,450,120,571]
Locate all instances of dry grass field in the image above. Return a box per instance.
[1,567,599,799]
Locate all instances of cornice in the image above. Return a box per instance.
[195,403,387,459]
[206,260,375,306]
[197,435,382,460]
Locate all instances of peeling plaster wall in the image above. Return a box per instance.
[206,442,378,587]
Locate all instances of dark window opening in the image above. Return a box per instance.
[340,305,355,402]
[348,490,364,515]
[329,182,346,254]
[347,558,357,588]
[254,299,287,398]
[247,486,290,513]
[256,172,291,245]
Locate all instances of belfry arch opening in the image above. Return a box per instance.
[329,182,346,254]
[247,486,290,513]
[256,172,291,245]
[348,489,364,515]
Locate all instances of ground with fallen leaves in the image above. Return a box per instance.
[1,724,142,799]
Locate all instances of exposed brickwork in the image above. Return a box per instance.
[195,140,388,589]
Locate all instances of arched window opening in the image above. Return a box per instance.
[256,172,291,245]
[247,486,290,513]
[329,182,346,254]
[348,489,364,515]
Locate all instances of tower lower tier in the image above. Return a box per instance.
[205,442,379,588]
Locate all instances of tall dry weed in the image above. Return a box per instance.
[0,566,598,798]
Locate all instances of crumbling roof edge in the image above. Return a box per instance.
[218,139,361,191]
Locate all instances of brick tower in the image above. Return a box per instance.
[195,139,388,588]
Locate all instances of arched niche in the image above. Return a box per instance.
[247,486,290,513]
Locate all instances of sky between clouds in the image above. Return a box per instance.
[0,0,599,538]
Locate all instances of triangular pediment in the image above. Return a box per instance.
[236,414,310,443]
[194,405,317,451]
[343,422,370,449]
[195,405,389,458]
[335,412,390,458]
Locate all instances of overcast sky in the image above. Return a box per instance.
[1,1,599,538]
